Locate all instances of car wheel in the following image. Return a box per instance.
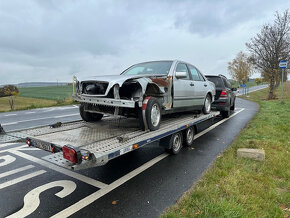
[146,97,161,131]
[183,126,195,146]
[162,132,183,155]
[230,100,235,111]
[221,110,230,118]
[79,104,103,122]
[202,94,211,114]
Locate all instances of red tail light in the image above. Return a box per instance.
[63,145,81,164]
[26,138,32,146]
[220,90,228,98]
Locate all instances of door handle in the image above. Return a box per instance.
[204,84,207,87]
[190,82,194,86]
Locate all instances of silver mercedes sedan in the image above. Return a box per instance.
[73,60,216,131]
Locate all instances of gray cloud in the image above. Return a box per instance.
[0,0,288,85]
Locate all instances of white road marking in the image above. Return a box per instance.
[52,108,246,217]
[0,155,16,167]
[51,153,169,218]
[0,143,19,148]
[53,113,80,118]
[0,165,35,179]
[25,111,36,114]
[11,150,107,189]
[7,180,76,218]
[1,113,80,126]
[4,114,17,117]
[0,170,46,190]
[0,145,27,154]
[195,108,245,139]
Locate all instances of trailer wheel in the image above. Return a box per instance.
[162,132,183,155]
[183,126,195,146]
[79,104,103,122]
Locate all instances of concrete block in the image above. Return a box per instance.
[237,148,265,161]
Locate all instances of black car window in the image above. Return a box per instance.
[206,77,224,88]
[176,63,190,80]
[222,77,231,88]
[188,65,202,81]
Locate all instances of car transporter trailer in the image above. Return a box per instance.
[0,111,219,170]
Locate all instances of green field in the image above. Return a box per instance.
[162,82,290,217]
[0,85,75,112]
[19,85,73,101]
[230,80,267,88]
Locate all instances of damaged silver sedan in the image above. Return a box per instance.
[73,60,216,131]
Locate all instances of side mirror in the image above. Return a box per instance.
[231,88,237,91]
[175,71,187,79]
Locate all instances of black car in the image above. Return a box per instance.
[205,75,237,118]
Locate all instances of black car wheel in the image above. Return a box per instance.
[221,110,230,118]
[79,104,103,122]
[139,97,162,131]
[230,100,235,111]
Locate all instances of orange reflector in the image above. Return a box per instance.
[133,144,139,149]
[186,124,189,127]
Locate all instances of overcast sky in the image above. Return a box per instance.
[0,0,289,85]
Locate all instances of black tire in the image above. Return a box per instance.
[79,104,103,122]
[221,110,230,118]
[164,132,183,155]
[202,94,212,114]
[140,97,161,131]
[230,100,235,111]
[183,126,195,146]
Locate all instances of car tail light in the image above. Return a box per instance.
[220,90,228,98]
[63,145,81,164]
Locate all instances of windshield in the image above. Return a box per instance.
[122,61,173,75]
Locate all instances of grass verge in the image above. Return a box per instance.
[162,82,290,217]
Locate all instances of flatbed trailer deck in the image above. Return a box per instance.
[0,111,219,170]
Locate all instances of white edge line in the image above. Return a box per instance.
[52,108,246,217]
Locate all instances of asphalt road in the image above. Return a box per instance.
[0,96,259,218]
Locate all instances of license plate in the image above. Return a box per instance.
[34,140,52,152]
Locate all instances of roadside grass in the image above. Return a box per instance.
[0,96,58,112]
[162,81,290,217]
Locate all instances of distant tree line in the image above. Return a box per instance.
[0,85,19,97]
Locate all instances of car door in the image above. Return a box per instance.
[187,65,208,105]
[173,63,196,107]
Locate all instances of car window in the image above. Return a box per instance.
[175,63,190,80]
[222,78,231,88]
[188,65,202,81]
[122,61,172,75]
[206,77,224,88]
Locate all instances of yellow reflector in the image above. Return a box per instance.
[133,144,139,149]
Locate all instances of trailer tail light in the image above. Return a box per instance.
[220,90,228,98]
[26,138,32,146]
[62,145,82,164]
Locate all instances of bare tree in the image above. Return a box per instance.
[246,10,290,99]
[228,51,253,85]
